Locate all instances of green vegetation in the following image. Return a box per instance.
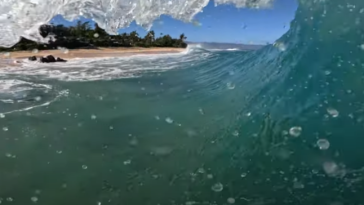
[0,21,187,52]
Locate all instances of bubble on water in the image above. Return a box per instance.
[56,150,63,154]
[3,127,8,131]
[109,126,113,130]
[94,33,99,38]
[232,130,239,136]
[240,173,247,178]
[327,107,339,118]
[123,159,131,165]
[289,126,302,137]
[0,113,5,118]
[317,139,330,150]
[31,196,38,203]
[197,168,205,174]
[82,165,88,169]
[211,182,223,192]
[5,153,12,158]
[226,82,235,90]
[165,117,174,124]
[227,198,235,204]
[32,49,39,53]
[35,96,42,101]
[154,115,160,120]
[6,197,13,202]
[246,112,251,117]
[207,174,213,179]
[91,115,97,120]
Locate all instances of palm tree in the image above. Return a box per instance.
[179,33,187,42]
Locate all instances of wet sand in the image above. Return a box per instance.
[0,47,186,66]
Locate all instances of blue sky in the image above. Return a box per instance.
[51,0,297,44]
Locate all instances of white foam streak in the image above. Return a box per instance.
[0,0,274,47]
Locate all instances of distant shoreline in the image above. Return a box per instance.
[0,47,186,66]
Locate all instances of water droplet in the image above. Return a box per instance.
[82,165,88,169]
[3,127,8,131]
[165,117,173,124]
[226,82,235,90]
[123,159,131,165]
[240,173,247,178]
[289,126,302,137]
[293,181,304,189]
[0,113,5,118]
[91,115,97,120]
[211,182,223,192]
[31,196,38,202]
[317,139,330,150]
[94,33,99,38]
[232,130,239,136]
[32,49,39,54]
[326,108,339,117]
[360,44,364,50]
[323,161,338,175]
[227,198,235,204]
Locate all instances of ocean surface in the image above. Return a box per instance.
[1,0,364,204]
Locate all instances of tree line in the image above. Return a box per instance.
[0,21,187,52]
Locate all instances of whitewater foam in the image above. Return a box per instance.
[0,0,274,48]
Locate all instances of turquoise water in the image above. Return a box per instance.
[1,0,364,204]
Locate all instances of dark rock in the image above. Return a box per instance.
[56,57,67,62]
[39,57,49,63]
[46,55,56,62]
[28,56,37,61]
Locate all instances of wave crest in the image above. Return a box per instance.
[0,0,274,47]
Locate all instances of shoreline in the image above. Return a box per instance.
[0,47,186,65]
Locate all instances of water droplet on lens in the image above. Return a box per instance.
[165,117,173,124]
[123,159,131,165]
[232,130,239,136]
[227,198,235,204]
[289,126,302,137]
[31,196,38,202]
[211,182,223,192]
[317,139,330,150]
[226,82,235,90]
[327,107,339,117]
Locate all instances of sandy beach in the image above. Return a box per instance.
[0,47,186,65]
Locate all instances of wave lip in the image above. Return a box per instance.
[0,0,274,47]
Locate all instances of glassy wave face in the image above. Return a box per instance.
[1,0,364,204]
